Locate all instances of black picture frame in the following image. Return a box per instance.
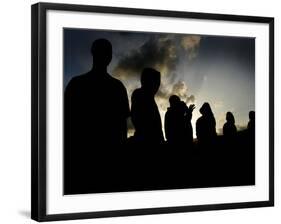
[31,2,274,222]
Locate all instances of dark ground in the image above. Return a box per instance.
[64,130,255,195]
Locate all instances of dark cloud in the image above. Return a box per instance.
[113,35,178,79]
[111,34,199,116]
[113,35,199,110]
[113,34,202,79]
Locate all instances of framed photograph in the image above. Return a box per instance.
[31,2,274,222]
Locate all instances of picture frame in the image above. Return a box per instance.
[31,2,274,222]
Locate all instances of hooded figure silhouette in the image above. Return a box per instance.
[196,102,217,146]
[131,68,164,144]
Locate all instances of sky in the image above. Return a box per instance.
[64,28,255,138]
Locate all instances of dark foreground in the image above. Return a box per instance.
[64,130,254,195]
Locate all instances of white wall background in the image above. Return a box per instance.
[0,0,279,223]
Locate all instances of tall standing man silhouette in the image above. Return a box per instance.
[64,39,130,194]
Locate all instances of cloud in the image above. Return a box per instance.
[155,80,196,112]
[113,34,202,79]
[186,95,195,103]
[213,100,224,109]
[171,81,188,98]
[181,35,201,60]
[112,34,199,114]
[169,81,195,103]
[113,35,177,79]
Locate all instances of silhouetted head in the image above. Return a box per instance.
[169,95,181,108]
[91,39,112,68]
[140,68,161,95]
[226,112,235,124]
[249,111,255,121]
[199,102,214,117]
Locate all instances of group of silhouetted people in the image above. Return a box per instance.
[165,95,194,146]
[64,38,256,148]
[64,38,255,194]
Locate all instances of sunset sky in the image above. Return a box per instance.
[64,28,255,138]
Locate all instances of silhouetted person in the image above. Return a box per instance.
[247,111,255,134]
[165,95,195,146]
[247,110,255,145]
[64,39,130,194]
[131,68,164,144]
[196,102,217,147]
[223,112,237,141]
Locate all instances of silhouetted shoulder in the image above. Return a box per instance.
[131,88,142,98]
[196,116,204,125]
[66,72,127,92]
[65,72,90,92]
[107,74,128,91]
